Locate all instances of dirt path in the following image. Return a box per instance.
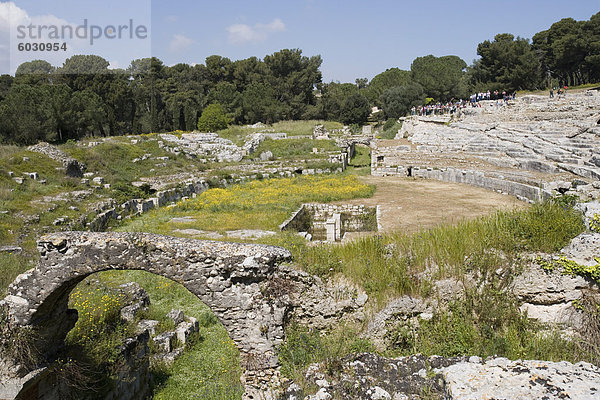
[335,176,524,235]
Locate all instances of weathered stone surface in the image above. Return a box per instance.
[366,296,432,350]
[313,125,330,140]
[0,231,293,398]
[160,132,243,162]
[372,93,600,201]
[281,353,464,400]
[561,232,600,266]
[260,150,274,161]
[511,261,595,326]
[166,309,184,325]
[137,319,159,336]
[119,282,150,323]
[27,142,86,177]
[441,358,600,400]
[282,354,600,400]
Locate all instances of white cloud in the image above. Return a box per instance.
[0,2,152,74]
[166,15,177,23]
[227,18,285,45]
[0,2,77,73]
[169,34,193,52]
[0,2,70,35]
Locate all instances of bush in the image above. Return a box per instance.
[380,119,402,139]
[381,83,425,118]
[197,103,230,132]
[111,182,153,205]
[383,118,397,132]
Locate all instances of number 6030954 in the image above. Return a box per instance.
[17,42,67,51]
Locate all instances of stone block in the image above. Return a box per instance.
[153,331,175,353]
[167,309,185,325]
[137,319,159,336]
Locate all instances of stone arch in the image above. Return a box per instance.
[1,231,292,399]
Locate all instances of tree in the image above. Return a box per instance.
[411,55,467,101]
[320,82,360,121]
[264,49,322,119]
[355,78,368,89]
[231,56,268,90]
[209,81,242,122]
[197,103,230,132]
[241,82,280,124]
[128,57,168,133]
[339,92,370,125]
[381,83,425,118]
[363,68,411,105]
[0,75,14,102]
[471,34,542,91]
[533,14,600,86]
[0,84,54,144]
[15,60,54,85]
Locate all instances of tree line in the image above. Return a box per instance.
[0,12,598,144]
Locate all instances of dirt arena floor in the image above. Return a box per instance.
[334,176,525,236]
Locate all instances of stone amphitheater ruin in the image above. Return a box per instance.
[372,90,600,202]
[3,90,600,400]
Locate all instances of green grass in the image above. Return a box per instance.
[385,283,593,364]
[217,120,344,146]
[215,126,252,146]
[62,140,207,186]
[116,175,375,235]
[278,323,374,388]
[344,145,371,176]
[0,145,110,292]
[378,119,402,139]
[270,120,343,136]
[0,253,35,297]
[250,138,339,160]
[65,271,243,400]
[292,198,585,302]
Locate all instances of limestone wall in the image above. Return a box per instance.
[280,203,377,241]
[372,164,546,203]
[88,179,210,231]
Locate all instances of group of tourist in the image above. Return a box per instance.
[410,89,517,116]
[469,90,516,103]
[411,100,468,116]
[549,86,568,99]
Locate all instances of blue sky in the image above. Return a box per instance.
[1,0,599,81]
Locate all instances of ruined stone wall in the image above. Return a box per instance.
[88,179,210,231]
[0,232,292,399]
[0,231,372,400]
[27,142,86,177]
[372,163,545,203]
[280,203,377,240]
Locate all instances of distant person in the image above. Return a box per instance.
[550,88,554,98]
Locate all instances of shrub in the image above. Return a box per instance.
[197,103,230,132]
